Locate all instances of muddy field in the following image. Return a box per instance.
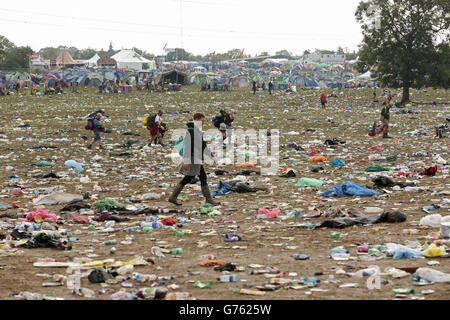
[0,86,449,300]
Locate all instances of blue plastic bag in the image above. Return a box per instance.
[175,138,184,156]
[331,160,345,167]
[320,182,380,197]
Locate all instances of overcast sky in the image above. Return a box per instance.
[0,0,364,56]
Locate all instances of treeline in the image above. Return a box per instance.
[1,35,358,70]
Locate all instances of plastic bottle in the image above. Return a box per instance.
[151,222,163,229]
[331,232,340,239]
[393,288,414,294]
[166,292,193,300]
[175,231,186,236]
[299,277,320,287]
[52,274,67,283]
[117,265,134,275]
[170,248,183,255]
[142,227,153,233]
[20,292,43,300]
[200,254,216,260]
[151,246,165,257]
[125,227,137,232]
[270,278,292,284]
[217,275,238,282]
[402,229,419,235]
[139,222,153,228]
[103,240,116,245]
[250,269,269,275]
[105,221,116,228]
[133,273,158,282]
[330,248,349,254]
[357,245,372,253]
[229,288,265,296]
[293,254,310,260]
[392,247,421,259]
[351,267,378,278]
[415,267,450,283]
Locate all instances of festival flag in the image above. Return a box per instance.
[241,48,245,57]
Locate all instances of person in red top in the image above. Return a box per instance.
[320,93,327,108]
[224,109,234,144]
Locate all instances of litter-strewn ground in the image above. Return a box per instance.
[0,86,449,300]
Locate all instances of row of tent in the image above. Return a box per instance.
[2,56,376,89]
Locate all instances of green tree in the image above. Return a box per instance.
[275,50,293,57]
[166,48,194,61]
[67,46,80,59]
[38,47,60,60]
[355,0,450,103]
[78,48,99,60]
[0,35,15,61]
[107,42,115,56]
[0,46,34,70]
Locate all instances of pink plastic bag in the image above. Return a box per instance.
[20,208,58,223]
[367,146,384,151]
[258,207,280,219]
[72,215,90,224]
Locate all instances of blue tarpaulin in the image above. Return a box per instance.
[320,182,380,197]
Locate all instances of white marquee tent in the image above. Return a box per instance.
[111,50,155,71]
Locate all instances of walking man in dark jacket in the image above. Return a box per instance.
[380,102,392,139]
[168,113,219,206]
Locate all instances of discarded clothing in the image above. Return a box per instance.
[29,145,57,150]
[214,170,230,176]
[280,170,296,178]
[93,212,130,222]
[421,166,438,176]
[60,199,91,212]
[286,143,304,151]
[309,156,328,162]
[372,176,415,188]
[33,193,82,206]
[320,182,380,197]
[324,139,346,146]
[214,263,236,272]
[92,199,125,212]
[230,181,267,193]
[318,211,406,229]
[26,233,71,250]
[210,181,236,196]
[88,268,115,283]
[122,132,141,136]
[20,208,58,223]
[34,172,61,179]
[224,233,242,242]
[365,165,391,172]
[238,170,260,176]
[29,161,53,167]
